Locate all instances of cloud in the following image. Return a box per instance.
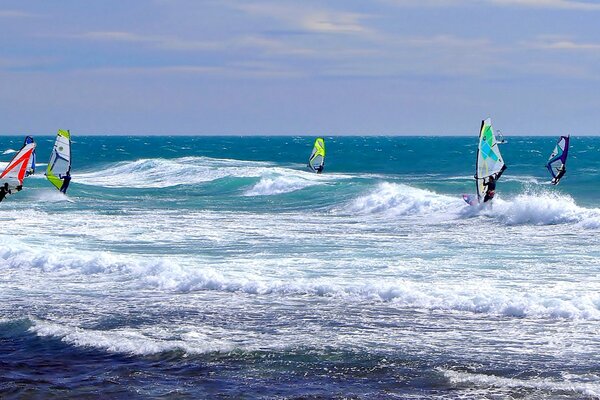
[488,0,600,10]
[525,36,600,51]
[76,31,219,51]
[385,0,600,10]
[233,2,372,35]
[0,9,37,18]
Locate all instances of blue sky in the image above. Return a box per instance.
[1,0,599,135]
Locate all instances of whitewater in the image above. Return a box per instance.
[1,135,599,399]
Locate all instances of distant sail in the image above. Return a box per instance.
[546,135,569,185]
[46,129,72,193]
[475,118,505,202]
[308,137,325,172]
[0,139,37,187]
[23,136,36,176]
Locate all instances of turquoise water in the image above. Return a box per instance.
[1,135,599,399]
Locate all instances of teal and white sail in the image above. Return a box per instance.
[475,118,505,202]
[308,137,325,172]
[46,129,72,192]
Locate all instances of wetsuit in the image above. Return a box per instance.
[483,165,507,202]
[552,167,566,185]
[0,186,10,203]
[60,175,71,194]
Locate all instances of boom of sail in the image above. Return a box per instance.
[308,137,325,172]
[475,118,505,203]
[46,129,72,192]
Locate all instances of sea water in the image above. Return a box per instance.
[0,135,599,399]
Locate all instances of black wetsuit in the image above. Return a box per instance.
[0,187,10,203]
[552,167,566,185]
[483,165,506,203]
[60,175,71,194]
[483,178,496,203]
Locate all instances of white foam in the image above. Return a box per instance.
[344,182,458,216]
[491,192,600,226]
[442,369,600,398]
[75,156,340,189]
[343,182,600,228]
[3,245,599,321]
[2,149,17,155]
[244,175,320,196]
[29,320,235,355]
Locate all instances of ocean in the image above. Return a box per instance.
[1,135,599,399]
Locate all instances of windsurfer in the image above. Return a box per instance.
[551,165,566,185]
[0,183,11,202]
[60,173,71,193]
[483,164,507,202]
[315,164,324,174]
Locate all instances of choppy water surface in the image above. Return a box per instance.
[1,136,599,399]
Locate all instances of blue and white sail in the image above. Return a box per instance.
[546,135,569,185]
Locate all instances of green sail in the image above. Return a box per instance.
[46,129,72,191]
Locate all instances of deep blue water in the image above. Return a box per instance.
[1,135,599,399]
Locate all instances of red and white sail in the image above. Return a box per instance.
[0,142,37,186]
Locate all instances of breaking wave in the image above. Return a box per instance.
[2,246,599,321]
[442,369,600,399]
[343,182,600,227]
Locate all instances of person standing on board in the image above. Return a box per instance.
[482,164,507,203]
[551,165,566,185]
[60,173,71,194]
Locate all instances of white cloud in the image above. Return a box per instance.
[488,0,600,10]
[385,0,600,9]
[233,2,372,35]
[525,36,600,51]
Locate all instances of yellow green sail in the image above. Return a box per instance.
[46,129,72,191]
[308,137,325,172]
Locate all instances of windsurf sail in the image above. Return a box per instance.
[308,137,325,172]
[475,118,505,203]
[23,136,36,176]
[46,129,72,193]
[0,139,37,187]
[546,135,569,185]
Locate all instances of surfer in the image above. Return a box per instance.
[482,165,507,203]
[551,165,566,185]
[60,173,71,193]
[315,164,324,174]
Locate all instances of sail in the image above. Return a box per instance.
[308,137,325,172]
[546,135,569,183]
[0,141,37,186]
[23,136,36,175]
[475,118,505,202]
[46,129,72,191]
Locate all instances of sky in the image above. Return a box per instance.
[1,0,600,135]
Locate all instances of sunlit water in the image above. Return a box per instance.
[1,136,599,399]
